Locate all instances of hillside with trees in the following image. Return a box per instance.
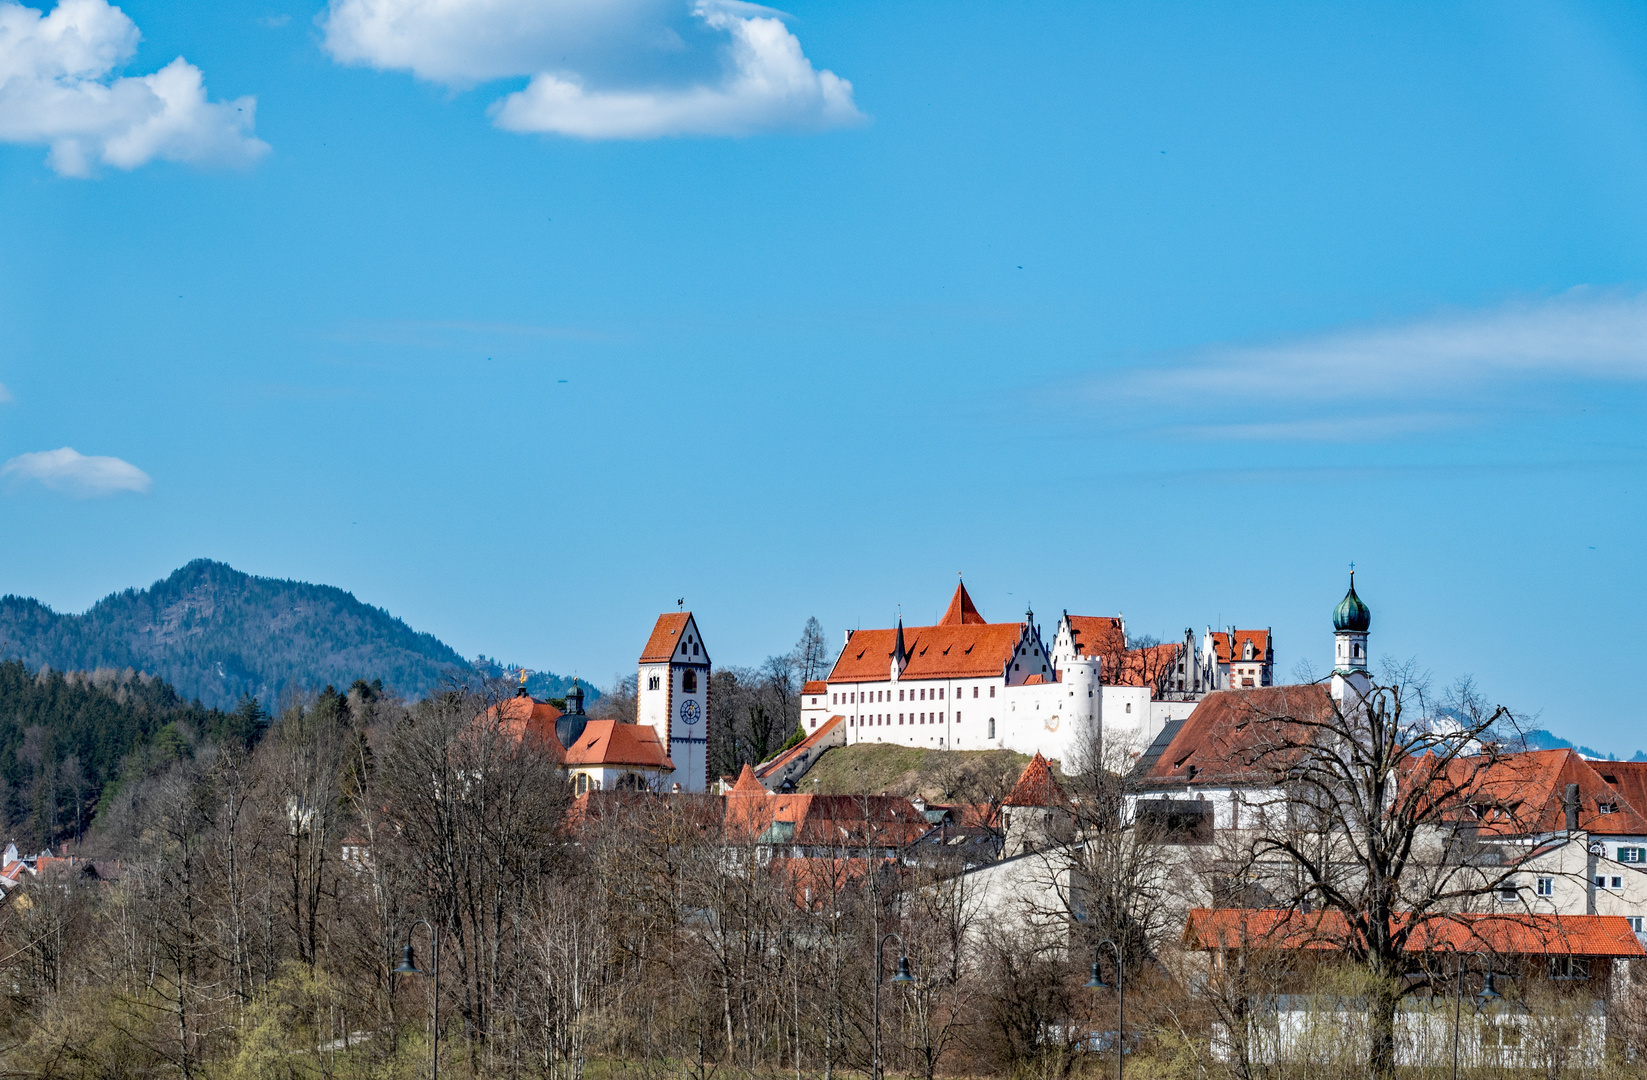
[0,559,576,710]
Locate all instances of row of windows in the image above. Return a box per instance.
[646,671,700,692]
[1526,874,1638,897]
[850,711,957,727]
[835,686,995,705]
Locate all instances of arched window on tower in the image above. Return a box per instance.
[683,670,698,693]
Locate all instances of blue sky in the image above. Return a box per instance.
[2,0,1645,751]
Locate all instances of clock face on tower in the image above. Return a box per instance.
[679,699,702,726]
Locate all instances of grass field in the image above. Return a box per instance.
[795,742,1053,801]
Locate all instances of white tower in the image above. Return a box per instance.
[636,612,711,792]
[1330,572,1371,704]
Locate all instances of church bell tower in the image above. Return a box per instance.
[1331,571,1371,703]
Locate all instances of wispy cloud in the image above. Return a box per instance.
[1,447,151,496]
[1100,288,1647,441]
[0,383,11,403]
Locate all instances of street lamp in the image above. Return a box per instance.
[1085,939,1123,1080]
[872,932,914,1080]
[1450,952,1500,1080]
[393,919,440,1080]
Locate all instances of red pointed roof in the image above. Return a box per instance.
[1004,752,1068,807]
[641,613,692,662]
[731,763,767,794]
[939,582,986,626]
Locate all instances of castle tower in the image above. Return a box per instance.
[636,612,711,792]
[1330,571,1371,704]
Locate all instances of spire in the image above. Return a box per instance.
[939,581,986,626]
[893,617,907,664]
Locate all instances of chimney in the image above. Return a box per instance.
[1565,783,1581,832]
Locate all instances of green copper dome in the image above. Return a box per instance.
[1333,573,1371,633]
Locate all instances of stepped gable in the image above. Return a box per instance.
[1135,685,1334,786]
[939,581,987,626]
[1209,629,1271,664]
[1003,752,1067,807]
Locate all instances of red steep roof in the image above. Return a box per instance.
[1004,752,1068,807]
[1446,748,1647,837]
[1065,615,1126,658]
[829,622,1025,683]
[562,720,675,771]
[803,680,827,695]
[640,613,694,663]
[725,783,932,848]
[1211,630,1271,664]
[1184,908,1645,958]
[1136,685,1334,785]
[487,695,565,749]
[939,582,986,625]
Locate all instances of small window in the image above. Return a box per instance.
[692,643,699,655]
[1498,884,1518,901]
[1624,848,1646,863]
[972,687,979,698]
[1631,917,1644,933]
[1549,957,1590,979]
[898,689,904,701]
[988,718,996,739]
[1537,877,1554,896]
[990,687,995,698]
[1600,803,1616,814]
[1595,875,1608,888]
[648,676,660,691]
[683,670,697,693]
[1614,876,1624,889]
[1125,703,1132,714]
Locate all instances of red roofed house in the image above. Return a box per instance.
[636,611,711,792]
[799,581,1106,768]
[488,681,676,795]
[1184,908,1644,1068]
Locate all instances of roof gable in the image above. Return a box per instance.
[1134,684,1334,785]
[1212,629,1271,664]
[563,719,675,770]
[641,612,708,664]
[1004,752,1068,807]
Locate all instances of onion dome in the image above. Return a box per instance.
[1333,573,1371,633]
[556,680,588,749]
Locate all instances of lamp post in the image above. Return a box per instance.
[392,919,440,1080]
[872,932,914,1080]
[1450,951,1501,1080]
[1085,939,1123,1080]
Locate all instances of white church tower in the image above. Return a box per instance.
[637,612,711,792]
[1330,571,1371,704]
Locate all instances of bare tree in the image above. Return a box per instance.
[792,617,832,684]
[1232,672,1531,1080]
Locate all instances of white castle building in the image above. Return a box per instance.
[797,583,1199,770]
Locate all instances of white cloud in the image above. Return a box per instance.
[1,447,151,496]
[1102,289,1647,441]
[0,0,269,177]
[320,0,862,138]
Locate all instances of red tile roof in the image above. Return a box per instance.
[939,582,987,625]
[640,613,693,663]
[1065,615,1125,658]
[487,694,565,748]
[1004,752,1068,807]
[1441,748,1647,837]
[830,622,1025,683]
[803,680,827,695]
[725,783,932,848]
[1183,908,1646,958]
[1211,630,1271,664]
[1135,685,1334,785]
[562,719,675,771]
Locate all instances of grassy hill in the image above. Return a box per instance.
[799,743,1047,802]
[0,560,578,710]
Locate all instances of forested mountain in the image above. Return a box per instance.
[0,661,249,847]
[0,560,506,710]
